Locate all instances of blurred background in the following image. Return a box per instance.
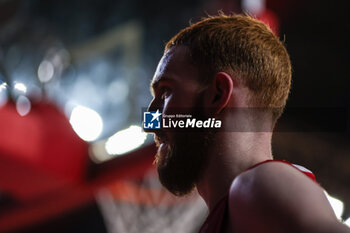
[0,0,349,232]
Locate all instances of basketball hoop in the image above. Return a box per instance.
[95,168,207,233]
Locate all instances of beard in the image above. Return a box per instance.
[154,129,214,196]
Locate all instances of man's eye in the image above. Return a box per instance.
[160,87,171,99]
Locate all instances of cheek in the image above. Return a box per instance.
[166,92,197,109]
[162,95,186,116]
[162,97,175,116]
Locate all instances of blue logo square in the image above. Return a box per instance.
[143,110,161,129]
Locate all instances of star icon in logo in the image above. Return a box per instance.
[150,109,162,122]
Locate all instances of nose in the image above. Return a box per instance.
[143,98,162,133]
[147,98,157,113]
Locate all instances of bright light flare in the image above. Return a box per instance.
[0,82,7,89]
[105,125,147,155]
[69,105,103,141]
[242,0,265,15]
[324,191,344,220]
[14,82,27,93]
[0,82,8,106]
[345,217,350,227]
[16,95,31,116]
[38,60,54,83]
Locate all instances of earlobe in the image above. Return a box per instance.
[212,72,233,114]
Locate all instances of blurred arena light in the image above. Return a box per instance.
[0,82,7,89]
[37,60,54,83]
[0,82,8,106]
[69,105,103,141]
[105,125,147,155]
[242,0,265,15]
[107,79,129,105]
[324,191,344,220]
[14,82,27,93]
[16,95,31,116]
[345,217,350,227]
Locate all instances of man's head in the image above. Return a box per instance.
[148,13,292,196]
[165,13,291,121]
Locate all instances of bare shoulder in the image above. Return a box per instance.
[228,161,349,233]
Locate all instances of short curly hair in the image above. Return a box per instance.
[165,13,292,121]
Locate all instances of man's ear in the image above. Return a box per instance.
[210,72,233,114]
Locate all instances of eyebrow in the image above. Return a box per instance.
[150,77,175,96]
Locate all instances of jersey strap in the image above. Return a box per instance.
[247,159,316,182]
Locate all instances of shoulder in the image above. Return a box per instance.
[230,160,321,200]
[229,161,319,201]
[228,161,338,233]
[232,160,317,193]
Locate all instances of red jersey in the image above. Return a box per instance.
[198,160,316,233]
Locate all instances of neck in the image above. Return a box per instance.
[196,131,272,211]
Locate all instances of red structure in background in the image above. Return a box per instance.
[256,8,279,36]
[207,0,280,36]
[0,101,156,232]
[0,101,88,200]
